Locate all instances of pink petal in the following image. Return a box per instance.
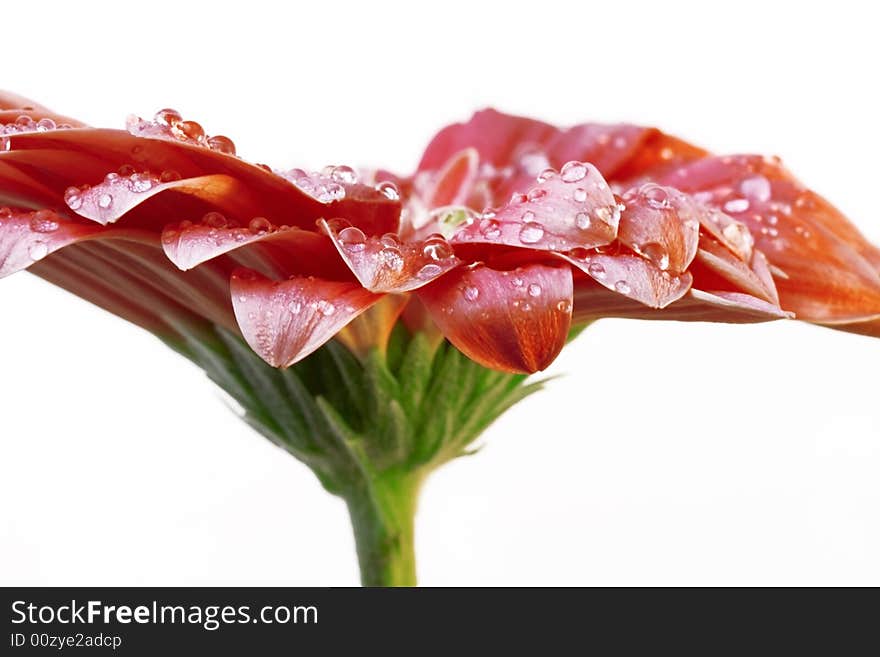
[69,172,252,226]
[418,109,557,172]
[0,208,103,277]
[450,162,619,252]
[417,263,573,373]
[560,251,692,309]
[230,268,383,367]
[162,219,336,275]
[321,219,460,293]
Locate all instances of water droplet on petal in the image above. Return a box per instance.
[640,184,669,209]
[560,161,588,183]
[480,219,501,239]
[330,165,358,185]
[518,223,545,244]
[463,286,480,301]
[637,242,670,270]
[207,135,236,155]
[202,211,228,228]
[98,193,113,209]
[575,212,591,230]
[64,187,83,211]
[317,300,336,316]
[172,120,206,143]
[29,210,59,233]
[740,175,772,203]
[724,198,750,213]
[614,280,631,294]
[129,172,153,193]
[339,226,367,252]
[556,300,572,313]
[380,233,400,248]
[28,241,49,260]
[417,263,443,279]
[35,118,56,132]
[527,283,542,297]
[316,182,346,202]
[375,181,400,201]
[573,188,587,203]
[288,300,302,315]
[248,216,273,234]
[522,210,536,223]
[587,262,606,279]
[380,247,404,271]
[422,234,452,260]
[528,188,547,202]
[536,168,557,183]
[154,108,182,126]
[160,170,181,183]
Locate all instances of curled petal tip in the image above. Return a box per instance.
[418,262,574,373]
[230,268,382,368]
[0,208,101,278]
[321,219,460,293]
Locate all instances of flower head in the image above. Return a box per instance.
[2,94,878,374]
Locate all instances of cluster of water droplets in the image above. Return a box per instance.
[1,115,75,151]
[624,183,687,271]
[330,217,455,281]
[448,267,573,316]
[0,207,62,262]
[278,165,401,205]
[162,211,289,247]
[502,269,572,314]
[126,109,237,156]
[62,165,180,216]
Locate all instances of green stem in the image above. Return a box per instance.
[343,470,422,586]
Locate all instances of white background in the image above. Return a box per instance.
[2,1,879,586]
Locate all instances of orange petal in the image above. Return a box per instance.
[417,263,573,373]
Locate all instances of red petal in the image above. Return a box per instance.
[560,251,692,310]
[450,162,619,252]
[230,269,382,367]
[617,183,701,274]
[321,219,460,292]
[417,263,573,373]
